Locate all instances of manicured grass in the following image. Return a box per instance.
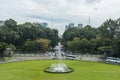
[0,60,120,80]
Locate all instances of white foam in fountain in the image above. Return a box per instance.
[50,62,68,72]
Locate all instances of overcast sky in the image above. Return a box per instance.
[0,0,120,34]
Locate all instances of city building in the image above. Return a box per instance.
[65,23,83,30]
[0,21,4,26]
[78,24,83,28]
[65,25,68,30]
[42,23,48,28]
[65,23,75,30]
[68,23,74,28]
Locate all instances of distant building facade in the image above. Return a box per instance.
[0,21,4,26]
[78,23,83,28]
[68,23,74,28]
[65,23,83,30]
[65,25,69,30]
[65,23,74,30]
[42,23,48,28]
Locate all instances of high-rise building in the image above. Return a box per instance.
[0,21,4,26]
[42,23,48,28]
[65,23,75,30]
[65,23,84,30]
[65,25,69,30]
[68,23,74,28]
[78,24,83,28]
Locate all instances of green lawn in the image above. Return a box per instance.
[0,60,120,80]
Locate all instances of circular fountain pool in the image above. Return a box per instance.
[44,62,74,73]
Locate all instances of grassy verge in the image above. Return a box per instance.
[0,60,120,80]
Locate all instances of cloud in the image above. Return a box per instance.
[86,0,102,4]
[27,15,72,23]
[0,0,120,34]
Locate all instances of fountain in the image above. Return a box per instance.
[44,43,74,73]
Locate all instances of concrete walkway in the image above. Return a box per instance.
[0,54,102,64]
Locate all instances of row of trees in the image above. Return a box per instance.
[0,19,59,58]
[63,18,120,56]
[22,39,51,52]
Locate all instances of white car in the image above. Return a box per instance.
[106,57,117,63]
[65,54,78,60]
[116,58,120,63]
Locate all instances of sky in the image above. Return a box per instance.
[0,0,120,34]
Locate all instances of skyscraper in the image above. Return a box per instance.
[42,23,48,28]
[65,23,84,30]
[0,21,4,26]
[65,23,75,30]
[78,24,83,28]
[68,23,74,28]
[65,25,69,30]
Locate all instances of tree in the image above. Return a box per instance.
[0,26,5,42]
[4,19,17,31]
[112,39,120,53]
[17,23,59,49]
[22,38,51,53]
[63,26,99,50]
[50,29,59,48]
[99,19,118,39]
[67,37,80,52]
[36,39,51,52]
[63,27,81,41]
[66,37,95,53]
[98,46,112,58]
[22,40,38,52]
[1,18,59,52]
[0,42,8,58]
[83,25,99,40]
[78,38,91,53]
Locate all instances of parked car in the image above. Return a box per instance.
[116,58,120,64]
[106,57,120,63]
[65,54,78,60]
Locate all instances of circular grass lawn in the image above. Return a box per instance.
[0,60,120,80]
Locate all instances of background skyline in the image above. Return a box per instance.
[0,0,120,34]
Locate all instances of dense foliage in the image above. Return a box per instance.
[63,18,120,56]
[0,42,8,58]
[0,19,59,56]
[22,39,51,52]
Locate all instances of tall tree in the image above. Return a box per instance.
[5,19,17,31]
[0,42,8,58]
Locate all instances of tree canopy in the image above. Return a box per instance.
[63,18,120,56]
[0,19,59,55]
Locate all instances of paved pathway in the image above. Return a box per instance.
[0,54,102,64]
